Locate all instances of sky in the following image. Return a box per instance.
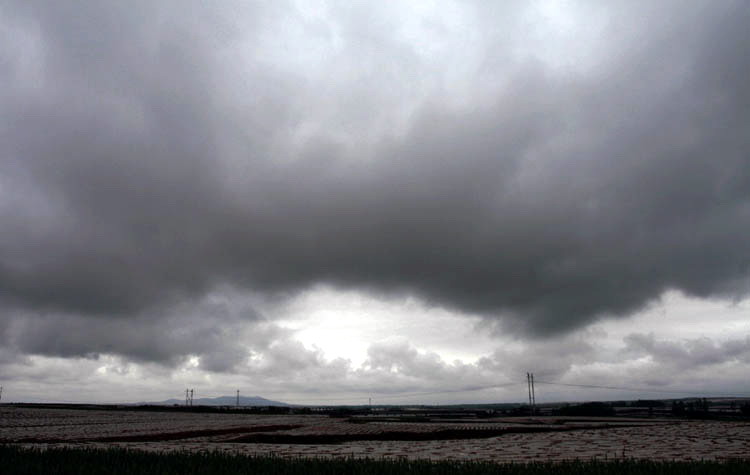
[1,0,749,405]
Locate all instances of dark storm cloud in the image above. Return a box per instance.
[1,292,283,371]
[1,0,750,361]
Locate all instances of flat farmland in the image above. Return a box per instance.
[2,406,749,462]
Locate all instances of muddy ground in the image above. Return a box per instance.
[2,406,748,462]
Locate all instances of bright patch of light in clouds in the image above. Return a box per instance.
[274,286,498,366]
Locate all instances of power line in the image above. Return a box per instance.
[534,379,750,397]
[255,376,750,406]
[374,382,522,400]
[277,382,524,405]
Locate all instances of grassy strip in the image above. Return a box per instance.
[1,445,749,475]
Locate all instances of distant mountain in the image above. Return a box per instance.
[145,395,290,407]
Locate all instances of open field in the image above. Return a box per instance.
[2,406,750,463]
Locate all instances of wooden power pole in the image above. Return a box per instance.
[527,373,537,415]
[526,373,534,411]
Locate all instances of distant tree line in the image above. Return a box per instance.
[671,399,709,416]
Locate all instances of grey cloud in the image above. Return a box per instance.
[622,333,750,369]
[2,292,284,370]
[357,339,501,396]
[537,332,750,397]
[0,337,507,403]
[0,0,749,351]
[365,340,446,377]
[479,333,597,379]
[251,340,329,376]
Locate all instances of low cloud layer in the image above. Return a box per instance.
[1,0,750,373]
[3,327,750,404]
[623,333,750,371]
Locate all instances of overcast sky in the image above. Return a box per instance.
[1,0,749,405]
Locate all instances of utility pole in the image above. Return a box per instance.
[190,389,194,406]
[527,372,537,415]
[0,386,3,403]
[236,389,240,408]
[185,389,189,406]
[526,373,534,414]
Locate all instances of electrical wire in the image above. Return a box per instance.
[534,379,750,397]
[277,382,524,405]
